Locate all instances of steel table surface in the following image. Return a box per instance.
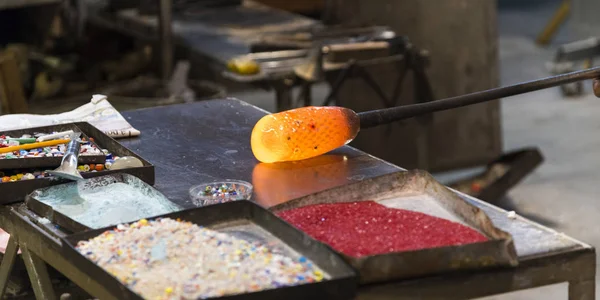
[0,99,595,300]
[89,3,317,67]
[88,3,318,111]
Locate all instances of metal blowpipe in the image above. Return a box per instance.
[251,66,600,163]
[358,66,600,128]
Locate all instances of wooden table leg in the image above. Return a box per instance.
[569,280,596,300]
[0,236,19,297]
[21,246,56,300]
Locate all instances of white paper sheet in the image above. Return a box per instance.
[0,94,141,138]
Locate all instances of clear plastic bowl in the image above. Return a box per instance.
[189,180,253,206]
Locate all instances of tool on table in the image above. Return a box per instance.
[0,137,36,145]
[37,130,75,142]
[252,66,600,163]
[0,139,71,154]
[47,132,84,181]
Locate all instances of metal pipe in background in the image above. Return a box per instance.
[158,0,173,81]
[359,66,600,129]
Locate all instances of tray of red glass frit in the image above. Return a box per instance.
[270,170,519,283]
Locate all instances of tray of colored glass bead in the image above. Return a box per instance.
[0,122,155,204]
[270,170,519,284]
[61,200,358,300]
[1,157,133,183]
[0,125,106,170]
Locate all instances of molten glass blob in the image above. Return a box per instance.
[251,106,360,163]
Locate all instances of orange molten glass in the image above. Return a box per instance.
[251,106,360,163]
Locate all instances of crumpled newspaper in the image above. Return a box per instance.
[0,94,140,138]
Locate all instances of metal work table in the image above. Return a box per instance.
[88,3,322,111]
[89,4,421,113]
[89,3,316,74]
[0,99,595,299]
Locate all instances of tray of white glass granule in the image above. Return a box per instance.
[26,173,181,232]
[60,200,358,300]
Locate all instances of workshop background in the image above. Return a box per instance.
[0,0,598,299]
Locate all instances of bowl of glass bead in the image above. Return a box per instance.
[189,180,253,206]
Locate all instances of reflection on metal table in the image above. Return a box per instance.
[0,99,594,300]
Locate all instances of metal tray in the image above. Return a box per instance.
[448,147,544,204]
[60,200,358,300]
[270,170,519,284]
[0,122,155,204]
[26,173,180,233]
[221,50,310,83]
[0,123,105,170]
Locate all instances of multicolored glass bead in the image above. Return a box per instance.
[0,131,121,183]
[203,184,239,198]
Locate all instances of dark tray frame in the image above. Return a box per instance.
[26,173,178,233]
[0,122,154,204]
[270,170,519,284]
[61,200,358,300]
[0,123,105,170]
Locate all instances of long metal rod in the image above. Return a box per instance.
[358,66,600,129]
[158,0,173,81]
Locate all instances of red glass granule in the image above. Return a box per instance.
[277,201,488,257]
